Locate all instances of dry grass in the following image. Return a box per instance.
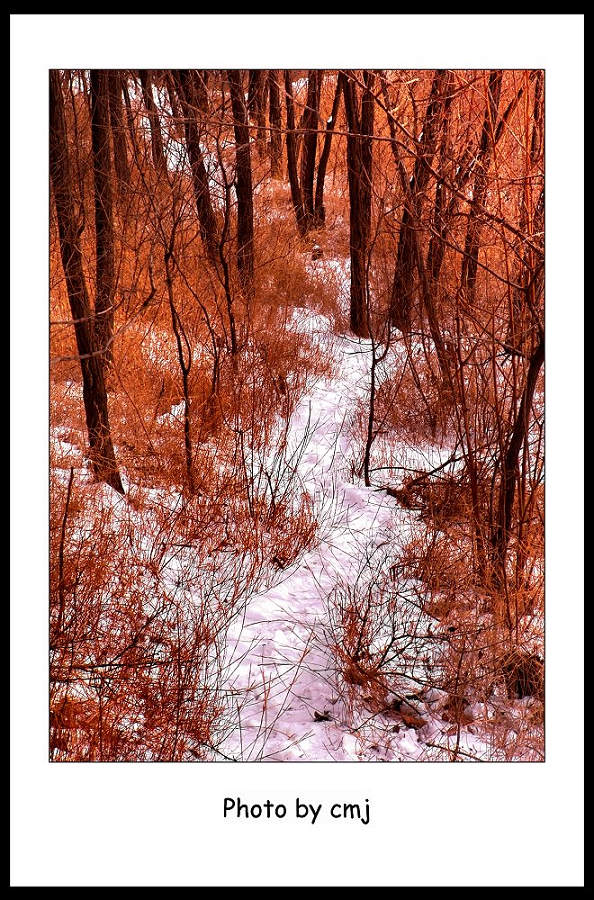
[49,192,336,759]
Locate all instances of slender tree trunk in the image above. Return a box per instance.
[248,70,267,157]
[506,72,544,355]
[363,344,379,486]
[192,70,209,113]
[380,74,447,372]
[164,240,195,494]
[107,71,130,192]
[268,70,282,177]
[460,70,503,305]
[390,70,450,331]
[284,71,307,237]
[314,75,341,226]
[175,70,219,261]
[165,71,185,141]
[256,74,268,158]
[491,337,544,589]
[49,70,123,494]
[340,70,374,338]
[299,70,321,228]
[382,72,453,389]
[90,70,116,365]
[426,74,526,290]
[360,71,374,244]
[247,70,260,117]
[217,174,239,361]
[138,70,167,175]
[121,74,139,160]
[227,70,254,300]
[425,71,455,285]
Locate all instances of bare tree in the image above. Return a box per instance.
[340,69,375,338]
[284,71,307,237]
[268,70,283,177]
[175,69,220,261]
[460,70,503,305]
[227,69,254,299]
[390,70,451,331]
[505,71,544,355]
[248,69,268,157]
[314,74,342,226]
[50,70,123,494]
[491,336,544,597]
[299,70,322,228]
[121,72,140,160]
[107,71,130,192]
[90,70,116,364]
[138,69,167,175]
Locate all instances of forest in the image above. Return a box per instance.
[49,68,544,762]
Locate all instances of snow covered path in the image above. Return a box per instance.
[218,313,429,761]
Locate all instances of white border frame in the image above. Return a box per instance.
[11,14,584,887]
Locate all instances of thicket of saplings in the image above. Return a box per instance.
[50,69,543,760]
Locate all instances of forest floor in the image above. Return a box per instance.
[216,288,501,761]
[51,246,542,762]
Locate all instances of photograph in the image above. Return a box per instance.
[49,65,546,763]
[10,10,586,889]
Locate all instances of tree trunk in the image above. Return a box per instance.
[164,240,195,494]
[360,71,374,245]
[505,72,544,355]
[121,74,140,160]
[227,70,254,300]
[390,70,450,331]
[460,70,503,305]
[491,337,544,590]
[138,70,167,175]
[247,70,260,117]
[299,70,321,228]
[284,71,307,237]
[256,74,268,158]
[425,71,455,286]
[49,70,123,494]
[90,70,116,365]
[314,75,341,226]
[165,71,185,141]
[192,70,209,113]
[426,73,526,292]
[107,71,130,192]
[248,70,267,157]
[175,70,219,261]
[268,70,282,177]
[340,70,374,339]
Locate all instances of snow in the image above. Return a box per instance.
[50,257,541,763]
[216,308,495,761]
